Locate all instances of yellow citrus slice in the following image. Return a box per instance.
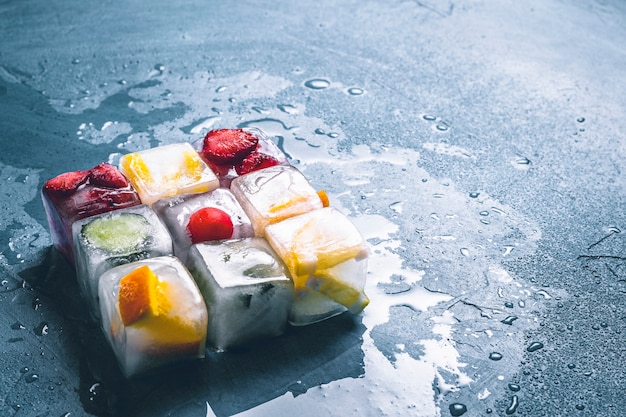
[120,153,153,189]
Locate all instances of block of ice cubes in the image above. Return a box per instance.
[230,165,324,236]
[72,205,173,317]
[152,188,254,264]
[98,256,208,377]
[196,127,290,188]
[119,142,219,206]
[187,238,294,351]
[41,163,141,264]
[265,207,369,320]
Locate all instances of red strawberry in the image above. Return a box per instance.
[44,170,89,197]
[88,163,129,188]
[201,129,258,163]
[235,151,281,175]
[186,207,234,243]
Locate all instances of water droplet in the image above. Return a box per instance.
[567,363,576,369]
[577,117,585,123]
[389,201,403,214]
[118,79,127,85]
[460,248,470,256]
[72,58,80,65]
[508,383,521,392]
[516,157,531,165]
[489,352,503,361]
[25,373,39,383]
[215,85,227,93]
[479,210,489,216]
[504,301,514,308]
[505,395,519,415]
[501,316,518,325]
[304,78,331,90]
[449,403,467,416]
[314,128,326,135]
[575,404,585,410]
[527,342,544,352]
[486,408,493,414]
[480,218,491,225]
[469,192,480,198]
[327,132,339,138]
[607,226,621,234]
[435,123,449,132]
[20,367,29,374]
[32,297,42,310]
[34,322,49,336]
[154,63,165,72]
[347,87,364,95]
[11,321,26,330]
[423,114,436,121]
[278,104,298,114]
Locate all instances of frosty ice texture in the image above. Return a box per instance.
[119,142,219,206]
[41,163,141,263]
[72,205,173,317]
[98,256,208,377]
[196,127,290,188]
[230,165,323,236]
[153,188,254,264]
[265,207,369,322]
[187,238,294,350]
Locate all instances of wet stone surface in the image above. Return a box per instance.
[1,0,626,416]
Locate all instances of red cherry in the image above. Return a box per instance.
[186,207,234,243]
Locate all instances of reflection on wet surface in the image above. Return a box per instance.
[2,67,548,416]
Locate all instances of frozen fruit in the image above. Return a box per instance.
[317,189,330,207]
[186,207,234,243]
[81,212,150,253]
[201,128,258,163]
[44,170,89,197]
[89,163,130,188]
[235,151,280,175]
[118,265,169,326]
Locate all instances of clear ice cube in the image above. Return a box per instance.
[98,256,208,377]
[265,207,369,322]
[230,165,323,236]
[152,188,254,264]
[119,142,219,206]
[72,204,173,317]
[187,238,294,350]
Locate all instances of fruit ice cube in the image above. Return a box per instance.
[152,188,254,264]
[72,205,173,317]
[98,256,208,377]
[196,127,289,188]
[187,238,294,350]
[41,163,141,264]
[119,142,219,206]
[265,207,369,317]
[230,165,324,236]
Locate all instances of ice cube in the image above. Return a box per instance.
[230,165,324,236]
[98,256,208,377]
[195,127,290,188]
[41,163,141,264]
[72,205,173,317]
[187,238,294,350]
[119,142,219,206]
[265,207,369,319]
[152,188,254,264]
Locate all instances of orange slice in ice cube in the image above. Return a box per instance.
[118,265,170,326]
